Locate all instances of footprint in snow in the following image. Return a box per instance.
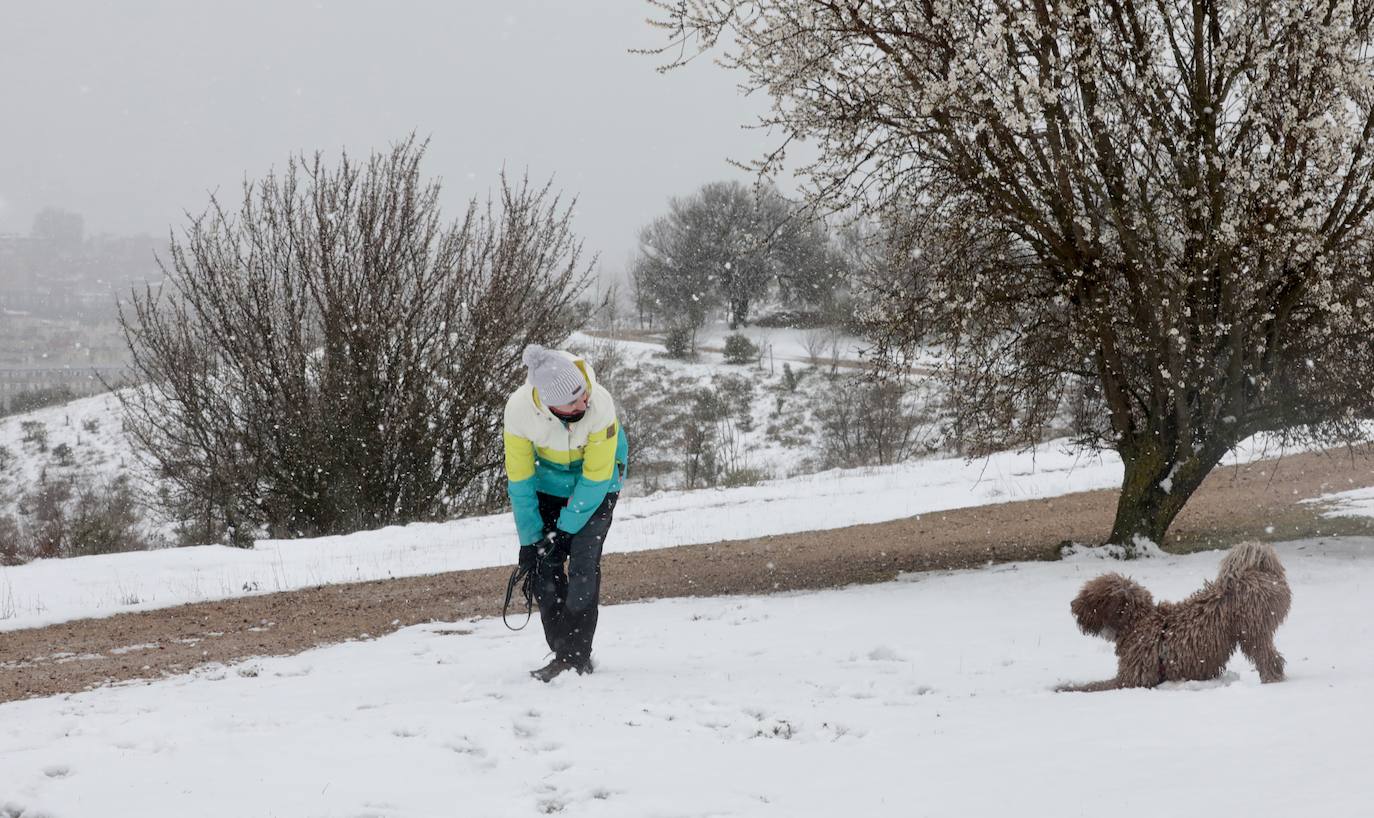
[443,738,496,770]
[819,721,860,741]
[43,764,72,779]
[272,665,312,678]
[442,737,486,757]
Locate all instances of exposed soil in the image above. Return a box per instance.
[4,445,1374,703]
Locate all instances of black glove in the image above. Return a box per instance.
[518,544,539,571]
[539,528,572,557]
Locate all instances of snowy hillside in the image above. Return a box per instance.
[566,325,940,489]
[0,392,138,499]
[2,536,1370,816]
[0,325,902,556]
[0,393,177,552]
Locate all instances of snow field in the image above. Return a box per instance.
[2,537,1371,817]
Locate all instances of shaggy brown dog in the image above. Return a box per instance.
[1058,541,1290,692]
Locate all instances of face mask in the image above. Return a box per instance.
[551,407,586,424]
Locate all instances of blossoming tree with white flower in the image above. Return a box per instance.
[651,0,1374,547]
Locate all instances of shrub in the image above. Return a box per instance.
[577,335,626,389]
[25,479,70,559]
[752,308,830,329]
[18,474,156,558]
[0,514,22,565]
[680,388,727,488]
[68,476,148,556]
[712,374,756,430]
[52,443,75,467]
[20,421,48,452]
[664,326,694,358]
[721,467,768,488]
[815,377,929,468]
[722,333,759,365]
[118,139,591,540]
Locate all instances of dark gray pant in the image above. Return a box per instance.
[534,491,617,663]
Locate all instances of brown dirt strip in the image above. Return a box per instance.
[4,446,1374,703]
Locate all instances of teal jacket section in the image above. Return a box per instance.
[507,425,628,545]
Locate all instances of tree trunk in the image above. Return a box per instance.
[729,297,749,329]
[1107,436,1228,551]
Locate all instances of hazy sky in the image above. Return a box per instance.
[0,0,788,276]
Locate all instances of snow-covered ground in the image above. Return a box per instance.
[1311,485,1374,519]
[0,434,1318,633]
[686,320,945,369]
[3,376,1370,814]
[0,392,129,484]
[0,391,154,516]
[2,536,1370,817]
[694,322,867,361]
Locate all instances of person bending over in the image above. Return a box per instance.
[503,344,628,682]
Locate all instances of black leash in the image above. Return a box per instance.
[503,563,535,630]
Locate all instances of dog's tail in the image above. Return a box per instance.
[1215,541,1291,632]
[1217,541,1286,582]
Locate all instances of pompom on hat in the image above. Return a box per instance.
[522,344,586,407]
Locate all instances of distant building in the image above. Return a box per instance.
[0,364,132,410]
[0,212,152,408]
[0,212,161,322]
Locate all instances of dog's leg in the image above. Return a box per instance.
[1239,631,1286,683]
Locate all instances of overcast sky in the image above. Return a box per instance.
[0,0,789,277]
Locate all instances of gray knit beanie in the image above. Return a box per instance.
[522,344,586,407]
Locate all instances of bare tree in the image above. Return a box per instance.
[652,0,1374,547]
[118,138,591,543]
[800,328,833,368]
[815,378,928,468]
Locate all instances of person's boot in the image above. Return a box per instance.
[529,655,594,682]
[529,657,576,683]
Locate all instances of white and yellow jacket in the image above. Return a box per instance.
[503,351,629,545]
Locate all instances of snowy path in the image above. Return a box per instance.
[0,436,1332,633]
[2,537,1370,817]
